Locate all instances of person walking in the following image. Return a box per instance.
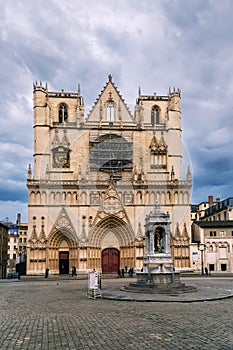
[45,268,49,278]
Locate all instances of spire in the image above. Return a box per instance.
[171,166,175,181]
[28,163,32,180]
[138,86,141,99]
[149,135,159,152]
[182,222,189,239]
[39,224,46,242]
[30,225,38,242]
[77,83,81,96]
[52,129,60,147]
[45,164,49,180]
[187,165,192,181]
[175,222,181,238]
[62,129,70,147]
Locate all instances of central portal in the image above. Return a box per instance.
[102,248,119,274]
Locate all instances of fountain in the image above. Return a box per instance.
[124,203,196,294]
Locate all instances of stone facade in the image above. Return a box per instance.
[0,222,8,279]
[27,76,192,275]
[192,197,233,273]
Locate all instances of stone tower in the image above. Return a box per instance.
[27,76,192,275]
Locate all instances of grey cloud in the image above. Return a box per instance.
[0,0,233,220]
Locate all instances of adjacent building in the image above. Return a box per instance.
[7,222,19,273]
[1,214,28,276]
[192,197,233,273]
[191,195,220,221]
[0,222,8,279]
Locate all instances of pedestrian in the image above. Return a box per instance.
[205,267,208,276]
[45,268,49,278]
[121,268,125,278]
[71,266,75,277]
[128,268,133,277]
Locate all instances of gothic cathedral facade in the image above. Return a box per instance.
[27,75,192,275]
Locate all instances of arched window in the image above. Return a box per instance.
[58,104,68,123]
[151,106,160,126]
[106,100,115,122]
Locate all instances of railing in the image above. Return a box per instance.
[27,178,191,188]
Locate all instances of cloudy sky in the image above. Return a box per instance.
[1,0,233,223]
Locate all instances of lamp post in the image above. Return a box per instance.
[197,242,206,275]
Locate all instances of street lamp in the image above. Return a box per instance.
[197,242,206,275]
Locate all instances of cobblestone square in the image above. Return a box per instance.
[0,276,233,349]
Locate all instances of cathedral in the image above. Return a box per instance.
[26,75,192,275]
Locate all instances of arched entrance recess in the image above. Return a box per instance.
[89,215,134,272]
[47,228,78,274]
[102,248,120,273]
[154,227,165,253]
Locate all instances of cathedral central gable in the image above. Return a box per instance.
[86,75,135,125]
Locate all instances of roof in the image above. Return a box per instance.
[194,220,233,228]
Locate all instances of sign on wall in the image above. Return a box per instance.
[192,252,198,262]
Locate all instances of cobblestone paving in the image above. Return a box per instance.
[0,277,233,349]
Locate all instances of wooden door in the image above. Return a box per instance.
[102,248,119,274]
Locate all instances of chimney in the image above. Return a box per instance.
[16,213,21,226]
[208,196,213,203]
[216,198,220,202]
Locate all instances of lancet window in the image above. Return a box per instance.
[58,104,68,123]
[151,106,160,126]
[106,100,115,122]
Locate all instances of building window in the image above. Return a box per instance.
[231,231,233,237]
[58,104,68,123]
[151,106,160,126]
[209,264,215,272]
[13,254,16,259]
[210,231,216,237]
[221,264,227,272]
[220,231,226,237]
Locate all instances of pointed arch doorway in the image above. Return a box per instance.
[102,248,120,274]
[47,228,78,275]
